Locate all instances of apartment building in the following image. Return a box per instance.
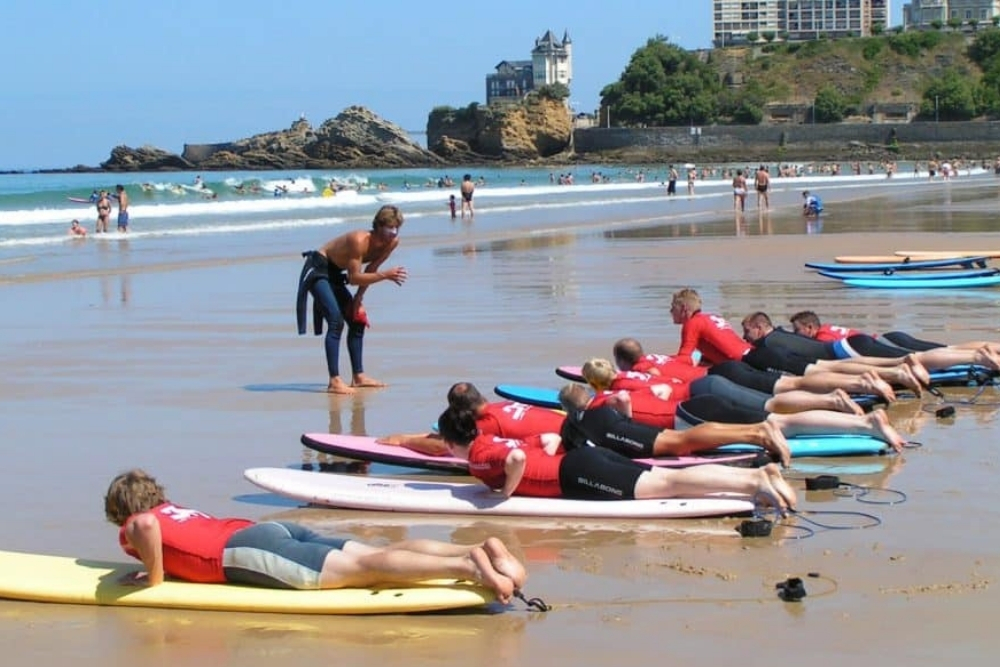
[714,1,892,46]
[903,1,1000,27]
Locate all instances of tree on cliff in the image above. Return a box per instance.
[920,70,978,120]
[599,36,723,127]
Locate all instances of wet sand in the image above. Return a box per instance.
[3,178,1000,666]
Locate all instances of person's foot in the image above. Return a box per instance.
[860,370,896,403]
[831,388,864,416]
[972,345,1000,372]
[904,354,932,387]
[756,463,796,510]
[483,537,527,590]
[760,420,791,468]
[868,409,906,453]
[327,377,355,395]
[352,374,387,388]
[469,547,514,604]
[884,366,922,398]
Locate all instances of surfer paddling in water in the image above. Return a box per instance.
[297,205,408,394]
[104,469,526,603]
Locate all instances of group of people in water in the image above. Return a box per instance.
[71,186,130,236]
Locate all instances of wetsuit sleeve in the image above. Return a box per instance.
[675,318,703,365]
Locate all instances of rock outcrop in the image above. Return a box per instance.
[100,107,443,171]
[427,97,572,161]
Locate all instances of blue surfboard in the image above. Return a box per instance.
[805,256,990,272]
[819,268,1000,281]
[495,384,562,409]
[842,275,1000,289]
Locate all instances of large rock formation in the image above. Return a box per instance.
[427,97,572,161]
[100,107,443,171]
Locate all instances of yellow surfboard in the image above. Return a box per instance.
[0,550,493,614]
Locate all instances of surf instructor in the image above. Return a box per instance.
[297,205,408,394]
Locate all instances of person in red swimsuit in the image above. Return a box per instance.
[670,288,753,366]
[378,382,564,455]
[613,337,709,383]
[436,408,796,508]
[105,469,525,602]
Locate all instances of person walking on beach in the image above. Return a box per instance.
[732,170,748,212]
[115,185,130,233]
[460,174,475,218]
[666,165,678,196]
[95,190,112,233]
[754,165,770,210]
[296,205,408,394]
[104,469,525,603]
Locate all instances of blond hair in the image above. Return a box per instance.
[671,288,701,312]
[581,357,616,390]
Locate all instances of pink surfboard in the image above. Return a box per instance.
[301,433,762,473]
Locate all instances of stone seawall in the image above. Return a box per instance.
[572,122,1000,161]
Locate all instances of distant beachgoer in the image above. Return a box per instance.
[666,165,678,196]
[460,174,475,218]
[448,194,457,219]
[88,189,100,203]
[686,167,696,196]
[732,170,748,212]
[755,165,770,210]
[115,185,129,233]
[95,190,112,233]
[69,219,87,237]
[802,190,823,217]
[296,205,408,394]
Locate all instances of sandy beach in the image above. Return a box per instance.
[2,175,1000,666]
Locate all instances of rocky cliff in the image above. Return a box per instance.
[427,97,573,162]
[100,106,443,172]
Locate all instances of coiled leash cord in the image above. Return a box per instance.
[738,487,884,540]
[513,589,550,612]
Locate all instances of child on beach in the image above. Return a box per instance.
[104,468,525,603]
[448,194,457,219]
[69,219,87,237]
[802,190,823,216]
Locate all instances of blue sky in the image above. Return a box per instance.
[3,1,904,170]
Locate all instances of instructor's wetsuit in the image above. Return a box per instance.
[296,251,365,378]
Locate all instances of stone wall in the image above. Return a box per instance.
[572,122,1000,160]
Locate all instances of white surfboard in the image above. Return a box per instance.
[244,468,755,519]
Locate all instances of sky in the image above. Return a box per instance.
[3,1,905,170]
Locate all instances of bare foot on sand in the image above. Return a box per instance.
[860,370,896,403]
[760,420,791,468]
[469,546,514,604]
[327,377,355,395]
[868,409,906,453]
[483,537,527,590]
[757,463,797,510]
[352,374,387,389]
[832,388,864,416]
[351,373,389,387]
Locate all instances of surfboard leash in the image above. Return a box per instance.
[513,589,550,612]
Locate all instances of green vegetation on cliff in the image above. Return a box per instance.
[600,30,1000,127]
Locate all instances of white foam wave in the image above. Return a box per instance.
[0,216,348,248]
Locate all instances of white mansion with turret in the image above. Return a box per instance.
[486,30,573,105]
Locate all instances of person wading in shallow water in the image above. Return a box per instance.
[296,205,408,394]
